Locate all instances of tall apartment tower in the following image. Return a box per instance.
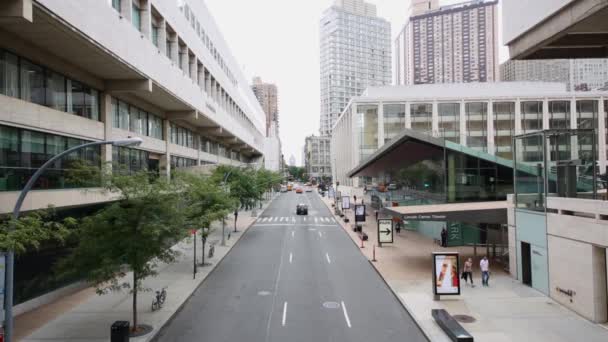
[319,0,391,136]
[251,76,279,137]
[395,0,499,85]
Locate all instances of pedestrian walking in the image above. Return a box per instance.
[480,256,490,286]
[462,258,474,286]
[440,227,447,247]
[395,220,401,234]
[354,195,357,204]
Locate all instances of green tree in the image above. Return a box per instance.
[0,208,74,255]
[59,171,188,333]
[179,172,235,265]
[288,166,306,181]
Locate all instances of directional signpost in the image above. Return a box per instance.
[377,218,393,247]
[341,195,350,210]
[354,204,365,222]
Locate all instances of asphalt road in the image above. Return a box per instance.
[154,190,428,342]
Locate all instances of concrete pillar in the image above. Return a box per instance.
[140,0,152,39]
[120,0,132,21]
[162,119,171,180]
[432,101,439,137]
[460,100,466,145]
[100,93,113,166]
[542,98,550,130]
[196,135,202,166]
[405,102,411,129]
[591,246,608,322]
[157,18,167,54]
[189,54,197,82]
[598,98,606,173]
[377,102,384,148]
[487,100,495,155]
[169,33,179,65]
[514,99,522,135]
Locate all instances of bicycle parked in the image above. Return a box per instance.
[151,287,167,311]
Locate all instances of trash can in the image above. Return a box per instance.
[111,321,130,342]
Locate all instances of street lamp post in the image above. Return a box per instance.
[3,137,142,342]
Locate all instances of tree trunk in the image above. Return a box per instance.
[201,234,205,265]
[132,270,138,332]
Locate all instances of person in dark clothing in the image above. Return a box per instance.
[354,195,357,204]
[441,227,447,247]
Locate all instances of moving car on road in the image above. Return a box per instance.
[295,187,303,194]
[280,185,287,192]
[305,187,312,192]
[296,203,308,215]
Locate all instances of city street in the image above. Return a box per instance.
[154,190,427,342]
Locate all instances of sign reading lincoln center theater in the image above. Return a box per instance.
[403,214,447,221]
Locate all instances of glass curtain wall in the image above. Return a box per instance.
[383,103,405,144]
[438,103,460,143]
[576,100,597,164]
[514,133,545,210]
[111,97,163,140]
[0,50,100,120]
[112,146,149,174]
[410,103,432,133]
[466,102,488,151]
[0,125,101,191]
[357,104,378,161]
[521,101,543,133]
[548,101,570,129]
[493,102,515,159]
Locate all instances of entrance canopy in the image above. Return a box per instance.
[382,201,508,225]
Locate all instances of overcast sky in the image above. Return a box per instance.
[204,0,507,166]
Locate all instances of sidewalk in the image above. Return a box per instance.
[16,195,277,342]
[321,195,608,342]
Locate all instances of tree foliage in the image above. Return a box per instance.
[59,171,188,332]
[288,166,306,181]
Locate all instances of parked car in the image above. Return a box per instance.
[296,203,308,215]
[280,185,287,192]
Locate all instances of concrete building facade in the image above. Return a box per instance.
[304,135,331,181]
[251,76,279,137]
[0,0,274,311]
[501,59,608,91]
[395,0,499,86]
[330,82,608,187]
[319,0,391,136]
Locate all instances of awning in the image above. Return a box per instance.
[382,201,508,224]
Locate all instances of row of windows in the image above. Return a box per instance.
[0,125,101,191]
[0,49,100,120]
[170,123,195,149]
[111,97,163,140]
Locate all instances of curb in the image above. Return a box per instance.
[320,197,433,342]
[149,196,276,342]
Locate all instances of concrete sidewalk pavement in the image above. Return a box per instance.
[16,195,277,342]
[321,194,608,342]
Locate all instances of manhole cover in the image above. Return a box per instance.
[453,315,476,323]
[322,301,340,309]
[257,291,271,296]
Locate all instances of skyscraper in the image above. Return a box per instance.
[319,0,391,136]
[251,76,279,136]
[395,0,499,85]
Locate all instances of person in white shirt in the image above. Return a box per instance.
[480,256,490,287]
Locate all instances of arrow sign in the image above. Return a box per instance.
[377,219,394,244]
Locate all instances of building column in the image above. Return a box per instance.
[140,0,152,39]
[460,100,466,145]
[169,33,179,65]
[100,93,113,166]
[405,102,411,129]
[514,99,522,135]
[377,102,384,148]
[542,98,550,130]
[120,0,132,21]
[162,119,171,180]
[487,100,495,155]
[432,101,439,137]
[157,18,167,55]
[598,98,606,173]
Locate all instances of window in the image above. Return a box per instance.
[410,103,432,133]
[20,59,45,106]
[0,124,101,191]
[152,25,159,47]
[549,101,570,129]
[113,146,149,174]
[466,102,488,150]
[493,102,515,159]
[576,100,597,129]
[438,103,460,143]
[118,100,129,130]
[1,49,100,120]
[111,0,121,12]
[521,101,543,133]
[132,1,141,32]
[383,103,405,144]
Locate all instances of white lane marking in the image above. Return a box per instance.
[341,301,352,328]
[282,301,288,327]
[303,217,307,221]
[265,228,287,340]
[318,231,322,238]
[308,228,317,231]
[326,253,331,264]
[280,217,285,222]
[289,252,293,263]
[255,224,336,227]
[291,231,295,238]
[292,217,296,223]
[314,217,318,223]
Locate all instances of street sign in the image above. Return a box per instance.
[377,219,393,245]
[354,204,365,222]
[341,196,350,210]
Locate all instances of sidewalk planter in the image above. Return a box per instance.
[110,321,129,342]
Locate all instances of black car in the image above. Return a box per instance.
[296,203,308,215]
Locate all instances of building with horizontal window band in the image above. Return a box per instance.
[0,0,277,314]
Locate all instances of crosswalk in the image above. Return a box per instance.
[255,216,337,224]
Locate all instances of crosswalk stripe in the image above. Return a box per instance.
[314,217,318,223]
